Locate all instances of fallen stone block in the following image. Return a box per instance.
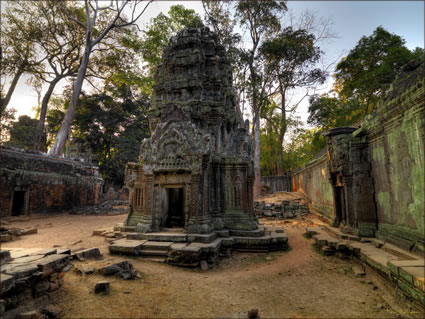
[75,266,94,275]
[2,263,39,279]
[0,233,12,242]
[20,228,38,236]
[36,254,70,277]
[100,261,137,280]
[92,229,107,236]
[71,248,102,260]
[0,250,11,265]
[95,281,110,294]
[0,273,15,294]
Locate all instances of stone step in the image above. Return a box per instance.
[109,239,147,255]
[139,249,169,257]
[127,232,187,242]
[187,232,217,243]
[141,241,173,251]
[229,227,265,238]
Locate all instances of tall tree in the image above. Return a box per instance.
[26,1,87,151]
[260,26,327,174]
[49,0,152,156]
[234,0,287,198]
[334,26,421,115]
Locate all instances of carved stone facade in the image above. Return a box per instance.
[125,28,257,234]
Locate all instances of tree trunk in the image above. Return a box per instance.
[33,77,62,151]
[48,46,91,156]
[276,86,287,175]
[0,68,24,118]
[253,109,261,199]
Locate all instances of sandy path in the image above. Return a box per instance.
[1,214,406,318]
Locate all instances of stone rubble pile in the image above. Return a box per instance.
[69,200,129,216]
[0,226,38,243]
[0,248,71,318]
[254,200,309,219]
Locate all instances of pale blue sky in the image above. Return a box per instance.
[6,1,424,124]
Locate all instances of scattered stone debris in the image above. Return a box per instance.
[100,261,138,280]
[254,200,309,219]
[94,281,110,294]
[69,200,129,216]
[41,304,62,319]
[200,260,209,271]
[0,248,70,318]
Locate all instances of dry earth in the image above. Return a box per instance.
[1,213,418,318]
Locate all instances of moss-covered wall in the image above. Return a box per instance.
[291,59,424,251]
[363,59,424,250]
[292,153,334,220]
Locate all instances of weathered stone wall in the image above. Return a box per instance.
[290,58,424,250]
[291,153,334,221]
[362,59,424,249]
[0,147,103,217]
[261,175,291,193]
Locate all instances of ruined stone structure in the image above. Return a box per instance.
[292,57,424,251]
[124,28,257,234]
[0,146,103,217]
[112,28,287,267]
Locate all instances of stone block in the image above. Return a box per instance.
[94,281,110,294]
[20,228,38,236]
[0,233,12,242]
[0,250,11,265]
[0,273,15,294]
[71,248,102,260]
[36,254,69,277]
[109,239,147,255]
[2,263,39,279]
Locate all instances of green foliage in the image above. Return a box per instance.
[334,26,421,115]
[283,128,327,170]
[73,85,150,185]
[307,94,363,129]
[0,108,17,144]
[5,115,42,150]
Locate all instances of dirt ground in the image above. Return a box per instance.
[1,213,417,318]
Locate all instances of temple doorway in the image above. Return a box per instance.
[334,186,346,226]
[11,190,26,216]
[166,187,185,228]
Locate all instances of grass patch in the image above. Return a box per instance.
[311,243,326,256]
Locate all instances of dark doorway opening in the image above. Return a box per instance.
[12,191,26,216]
[334,186,346,226]
[166,188,184,228]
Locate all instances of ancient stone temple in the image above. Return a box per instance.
[124,28,258,234]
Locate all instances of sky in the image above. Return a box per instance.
[3,0,424,126]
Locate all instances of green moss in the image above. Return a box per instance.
[377,192,391,221]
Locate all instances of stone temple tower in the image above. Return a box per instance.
[124,27,258,234]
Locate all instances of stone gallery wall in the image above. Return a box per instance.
[363,59,424,249]
[261,175,291,193]
[290,58,424,250]
[0,147,103,217]
[291,153,334,221]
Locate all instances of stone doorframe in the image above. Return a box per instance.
[152,173,191,232]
